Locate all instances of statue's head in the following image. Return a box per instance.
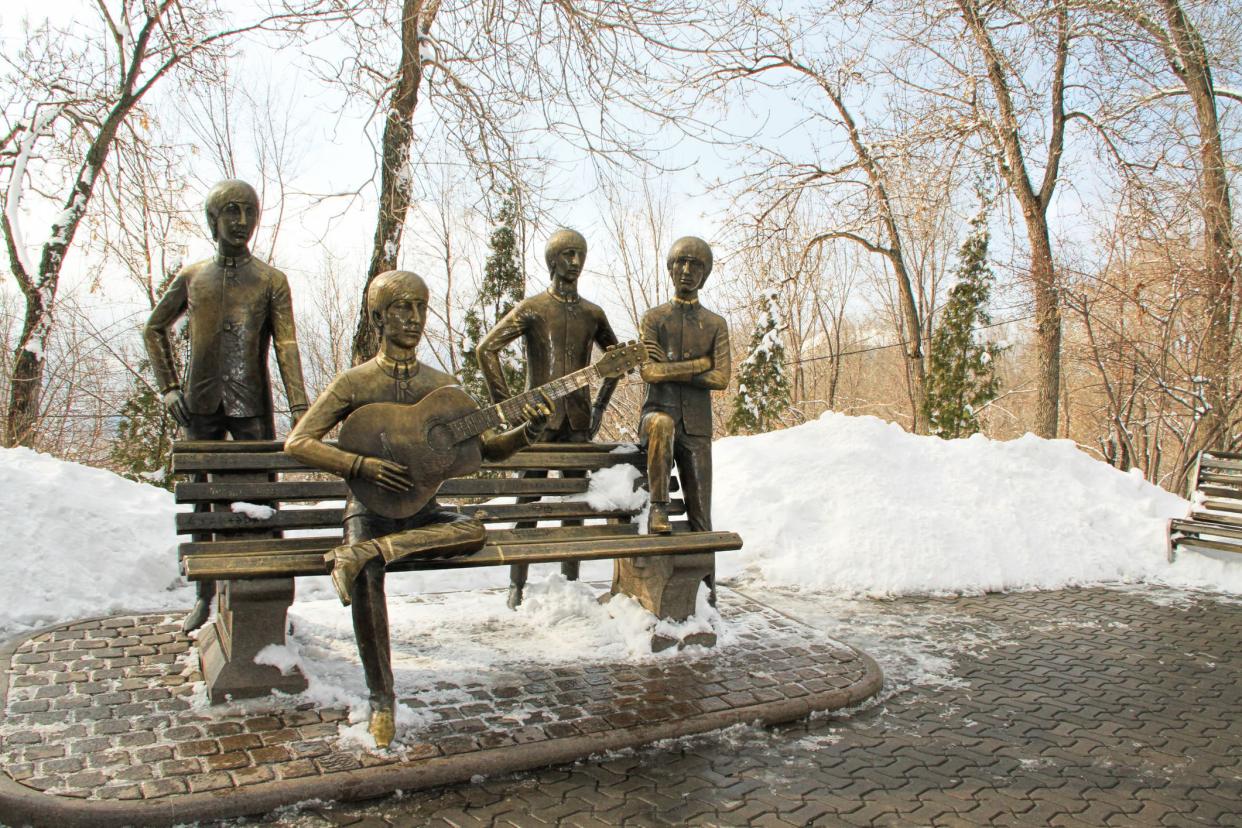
[367,270,430,350]
[666,236,713,294]
[205,179,261,248]
[544,228,588,283]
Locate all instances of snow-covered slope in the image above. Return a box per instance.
[1,413,1238,638]
[0,447,191,635]
[714,413,1239,595]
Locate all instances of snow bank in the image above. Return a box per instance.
[714,412,1242,596]
[0,447,191,636]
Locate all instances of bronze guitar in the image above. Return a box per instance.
[337,341,647,518]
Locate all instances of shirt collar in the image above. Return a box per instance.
[376,351,420,380]
[673,296,699,309]
[547,287,580,305]
[215,250,252,269]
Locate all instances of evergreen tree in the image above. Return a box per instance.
[460,192,526,401]
[728,289,790,434]
[109,359,177,490]
[923,212,1004,439]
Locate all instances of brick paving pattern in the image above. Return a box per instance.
[0,592,876,820]
[240,586,1241,827]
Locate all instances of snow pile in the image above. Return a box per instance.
[713,412,1242,596]
[0,447,191,635]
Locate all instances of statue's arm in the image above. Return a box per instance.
[143,272,188,394]
[477,306,526,404]
[640,310,711,383]
[480,392,553,461]
[689,316,732,391]
[284,379,365,479]
[269,272,309,419]
[590,309,620,431]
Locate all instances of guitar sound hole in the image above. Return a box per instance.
[427,423,454,452]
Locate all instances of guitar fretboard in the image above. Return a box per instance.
[448,365,600,442]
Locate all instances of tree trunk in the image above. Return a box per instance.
[1029,223,1063,439]
[351,0,431,364]
[1158,0,1237,454]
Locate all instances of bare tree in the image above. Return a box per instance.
[0,0,335,447]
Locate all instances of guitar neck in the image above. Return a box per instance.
[450,365,599,442]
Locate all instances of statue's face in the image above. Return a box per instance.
[378,290,428,351]
[668,249,708,295]
[214,200,258,249]
[550,244,585,284]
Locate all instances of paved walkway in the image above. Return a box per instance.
[238,585,1241,827]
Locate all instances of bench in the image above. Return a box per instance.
[172,439,743,702]
[1167,450,1242,561]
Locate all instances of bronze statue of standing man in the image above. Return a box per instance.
[144,179,309,632]
[639,237,730,540]
[477,228,619,608]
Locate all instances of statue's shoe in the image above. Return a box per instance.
[323,543,379,607]
[181,598,210,633]
[369,707,396,749]
[647,503,672,535]
[506,584,524,611]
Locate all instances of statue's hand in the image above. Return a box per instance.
[162,389,190,428]
[522,392,554,441]
[358,457,413,492]
[644,341,665,364]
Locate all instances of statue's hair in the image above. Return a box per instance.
[367,270,429,322]
[666,236,714,281]
[204,180,260,237]
[544,228,588,272]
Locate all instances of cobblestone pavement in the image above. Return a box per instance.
[240,585,1241,827]
[0,590,879,825]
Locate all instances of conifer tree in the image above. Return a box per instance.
[109,359,177,490]
[923,212,1004,439]
[460,193,526,401]
[728,289,790,434]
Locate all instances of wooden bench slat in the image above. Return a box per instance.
[178,523,641,558]
[175,476,595,504]
[1170,535,1242,555]
[1198,498,1242,514]
[171,440,636,455]
[1199,455,1242,472]
[1188,509,1242,527]
[176,499,684,533]
[173,450,643,475]
[1169,518,1242,541]
[182,530,742,580]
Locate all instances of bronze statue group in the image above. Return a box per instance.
[145,180,731,747]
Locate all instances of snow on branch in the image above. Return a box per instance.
[3,106,62,283]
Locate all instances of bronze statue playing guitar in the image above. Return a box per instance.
[284,270,643,748]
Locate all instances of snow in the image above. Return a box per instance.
[5,106,60,278]
[232,501,277,520]
[0,447,190,637]
[2,411,1240,652]
[712,412,1240,596]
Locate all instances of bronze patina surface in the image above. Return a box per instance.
[285,270,549,747]
[477,228,621,608]
[143,179,310,634]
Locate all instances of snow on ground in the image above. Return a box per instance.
[713,412,1242,596]
[0,447,191,637]
[2,412,1240,655]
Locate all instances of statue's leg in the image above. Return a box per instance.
[673,428,716,606]
[180,412,228,633]
[559,429,593,582]
[508,469,548,609]
[642,412,676,534]
[376,511,486,564]
[344,514,397,748]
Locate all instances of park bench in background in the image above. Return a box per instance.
[1167,450,1242,561]
[171,439,743,702]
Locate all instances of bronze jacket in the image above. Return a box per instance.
[639,299,731,437]
[477,290,618,431]
[143,253,308,419]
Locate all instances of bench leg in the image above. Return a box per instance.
[611,552,717,652]
[198,578,308,703]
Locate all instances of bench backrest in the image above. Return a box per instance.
[171,441,685,559]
